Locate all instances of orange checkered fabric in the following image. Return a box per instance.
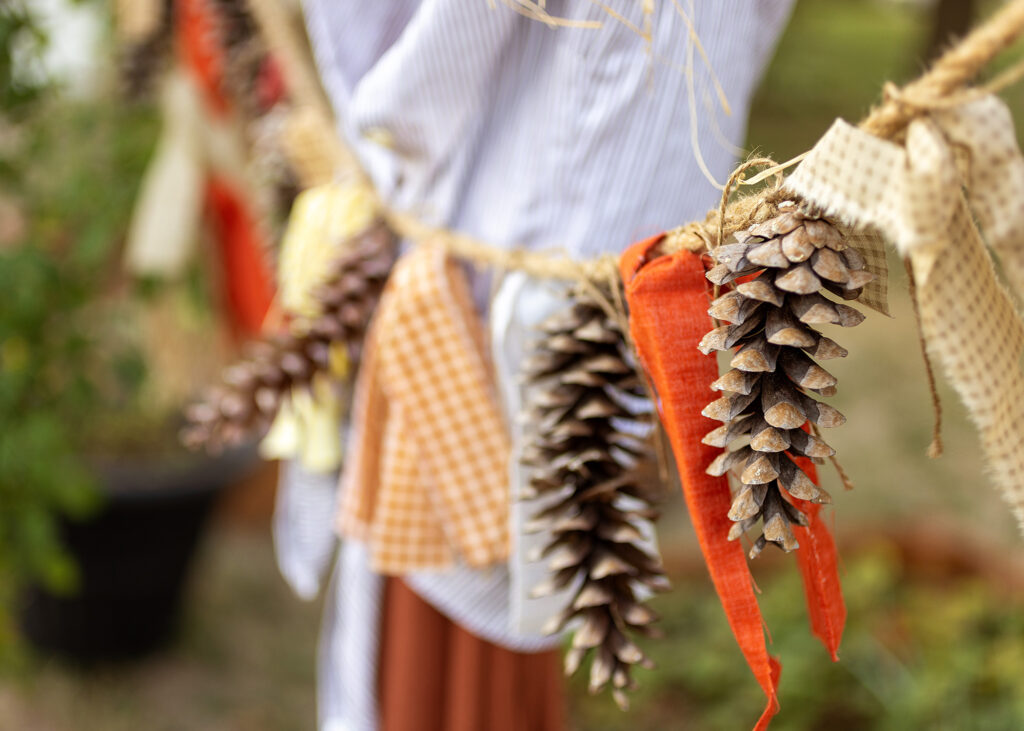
[336,244,511,574]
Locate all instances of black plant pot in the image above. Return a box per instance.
[19,447,257,662]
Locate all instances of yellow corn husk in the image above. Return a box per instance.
[278,182,378,318]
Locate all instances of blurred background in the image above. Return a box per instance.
[2,0,1024,729]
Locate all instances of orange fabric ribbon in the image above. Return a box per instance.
[177,0,230,114]
[790,459,845,661]
[204,177,275,337]
[621,235,844,729]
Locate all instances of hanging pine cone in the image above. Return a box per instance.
[521,285,668,710]
[118,0,173,100]
[182,224,396,450]
[209,0,258,50]
[208,0,267,114]
[699,204,873,558]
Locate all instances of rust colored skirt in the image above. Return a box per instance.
[378,578,566,731]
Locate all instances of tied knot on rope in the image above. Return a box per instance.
[659,156,789,260]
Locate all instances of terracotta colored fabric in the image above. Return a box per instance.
[621,235,781,729]
[337,245,511,573]
[790,458,845,661]
[621,236,845,728]
[204,177,276,337]
[177,0,229,114]
[378,578,565,731]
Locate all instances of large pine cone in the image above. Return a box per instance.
[700,205,872,557]
[521,285,668,710]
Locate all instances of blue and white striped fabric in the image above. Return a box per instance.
[273,459,340,600]
[303,0,795,249]
[285,3,797,729]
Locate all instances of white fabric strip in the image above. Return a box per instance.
[319,541,383,731]
[490,271,578,635]
[273,459,339,600]
[405,563,560,652]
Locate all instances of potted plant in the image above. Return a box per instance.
[0,1,252,662]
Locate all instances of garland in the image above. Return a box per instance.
[178,0,1024,724]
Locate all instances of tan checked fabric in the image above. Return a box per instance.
[784,95,1024,533]
[841,228,889,316]
[337,244,511,573]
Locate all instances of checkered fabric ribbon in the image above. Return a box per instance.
[784,94,1024,533]
[336,244,510,573]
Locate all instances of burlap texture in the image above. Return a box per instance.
[784,95,1024,532]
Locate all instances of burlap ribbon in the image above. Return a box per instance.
[784,95,1024,532]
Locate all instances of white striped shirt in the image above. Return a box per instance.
[303,0,795,253]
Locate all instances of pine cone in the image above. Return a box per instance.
[700,204,872,558]
[209,0,258,50]
[521,285,668,710]
[118,0,173,100]
[182,224,397,450]
[208,0,266,113]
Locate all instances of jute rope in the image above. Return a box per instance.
[861,0,1024,139]
[246,0,1024,282]
[664,0,1024,256]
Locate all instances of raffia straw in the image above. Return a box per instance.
[659,156,786,258]
[860,0,1024,139]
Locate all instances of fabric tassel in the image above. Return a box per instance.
[622,237,781,730]
[204,176,276,337]
[124,70,205,278]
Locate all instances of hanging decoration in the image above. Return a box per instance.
[335,245,512,573]
[170,0,1024,726]
[699,206,871,556]
[116,0,173,98]
[520,284,667,709]
[620,238,846,730]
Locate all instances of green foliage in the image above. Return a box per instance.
[570,547,1024,730]
[0,1,159,632]
[0,2,49,120]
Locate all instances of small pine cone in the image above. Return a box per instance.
[521,285,668,710]
[700,204,872,558]
[208,0,266,112]
[209,0,259,50]
[117,0,173,100]
[182,224,397,451]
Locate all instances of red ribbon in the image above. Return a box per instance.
[791,458,845,661]
[205,177,275,337]
[621,235,844,729]
[177,0,230,114]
